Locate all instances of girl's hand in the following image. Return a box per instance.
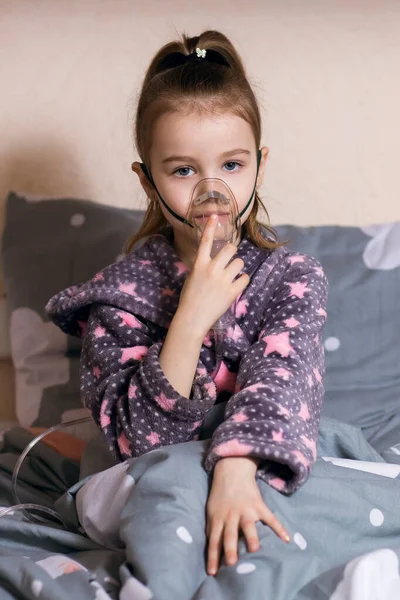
[206,457,290,576]
[177,215,250,340]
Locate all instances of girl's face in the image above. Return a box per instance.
[132,110,269,266]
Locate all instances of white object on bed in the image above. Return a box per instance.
[322,457,400,479]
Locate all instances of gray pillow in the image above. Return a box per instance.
[1,191,145,427]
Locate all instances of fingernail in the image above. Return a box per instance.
[284,534,290,543]
[211,214,217,220]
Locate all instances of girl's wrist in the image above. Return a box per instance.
[214,456,260,475]
[173,308,209,343]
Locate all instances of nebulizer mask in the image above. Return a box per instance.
[0,151,262,528]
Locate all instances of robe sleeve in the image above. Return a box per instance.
[203,254,328,494]
[79,304,217,461]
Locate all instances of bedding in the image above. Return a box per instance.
[0,414,400,599]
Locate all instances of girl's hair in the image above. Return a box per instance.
[125,30,285,254]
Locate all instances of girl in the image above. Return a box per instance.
[45,30,328,577]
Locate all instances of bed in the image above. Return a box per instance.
[0,190,400,599]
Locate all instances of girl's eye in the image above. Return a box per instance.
[223,161,242,172]
[174,167,194,178]
[173,161,243,177]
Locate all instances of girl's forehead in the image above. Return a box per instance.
[151,111,254,157]
[155,109,248,131]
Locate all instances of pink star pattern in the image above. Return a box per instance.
[93,366,101,378]
[287,281,310,299]
[235,299,249,318]
[314,266,324,276]
[204,382,217,398]
[146,431,160,446]
[117,311,143,329]
[93,272,104,281]
[271,429,284,442]
[275,367,291,381]
[289,256,305,264]
[155,392,177,412]
[119,283,137,296]
[174,261,189,276]
[262,331,294,357]
[100,403,111,427]
[203,332,213,347]
[284,317,300,328]
[313,367,322,383]
[94,326,106,338]
[298,401,311,420]
[279,405,291,418]
[120,346,148,363]
[317,307,327,317]
[128,384,137,399]
[232,411,248,423]
[140,260,152,266]
[226,324,244,342]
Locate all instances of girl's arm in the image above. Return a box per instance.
[203,254,329,495]
[158,310,206,398]
[80,304,217,461]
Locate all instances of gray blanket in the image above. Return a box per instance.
[0,416,400,600]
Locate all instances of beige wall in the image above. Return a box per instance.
[1,0,399,237]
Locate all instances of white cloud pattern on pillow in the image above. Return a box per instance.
[330,548,400,600]
[361,223,400,270]
[10,307,69,427]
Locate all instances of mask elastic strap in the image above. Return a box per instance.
[139,148,262,230]
[139,163,191,226]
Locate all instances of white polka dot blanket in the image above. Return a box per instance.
[1,415,400,599]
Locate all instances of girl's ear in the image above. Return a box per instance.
[256,147,269,189]
[131,161,157,201]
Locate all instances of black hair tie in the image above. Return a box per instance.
[158,46,229,72]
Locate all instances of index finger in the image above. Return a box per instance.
[196,214,218,263]
[260,505,290,543]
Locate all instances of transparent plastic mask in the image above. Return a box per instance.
[184,177,242,337]
[184,178,241,258]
